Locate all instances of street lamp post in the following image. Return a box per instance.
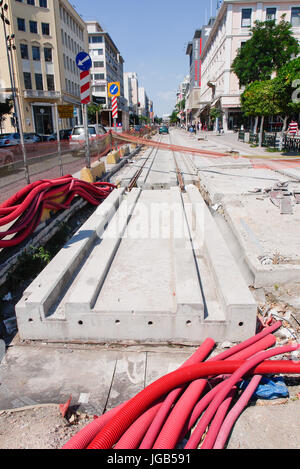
[0,1,30,184]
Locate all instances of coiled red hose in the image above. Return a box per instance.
[184,345,299,449]
[153,333,276,449]
[213,374,263,449]
[87,345,300,449]
[200,387,237,449]
[63,338,215,450]
[139,337,215,449]
[0,176,116,248]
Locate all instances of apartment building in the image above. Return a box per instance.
[199,0,300,131]
[138,87,149,118]
[0,0,88,135]
[124,72,139,114]
[86,21,126,113]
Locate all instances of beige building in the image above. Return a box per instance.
[199,0,300,131]
[0,0,88,135]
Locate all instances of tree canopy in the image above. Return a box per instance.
[232,16,299,86]
[241,80,281,117]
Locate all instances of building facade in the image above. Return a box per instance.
[0,0,88,135]
[86,21,126,114]
[199,0,300,131]
[124,72,139,115]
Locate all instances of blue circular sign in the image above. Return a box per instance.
[109,83,120,96]
[76,52,92,71]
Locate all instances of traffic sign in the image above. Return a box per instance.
[108,82,120,98]
[57,105,74,119]
[80,70,91,104]
[76,52,92,71]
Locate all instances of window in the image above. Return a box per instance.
[44,47,52,62]
[23,72,32,90]
[20,44,29,59]
[94,74,105,80]
[241,8,252,27]
[27,0,35,5]
[46,74,54,91]
[32,46,40,61]
[41,22,50,35]
[17,18,26,32]
[266,8,276,21]
[91,36,103,43]
[35,74,43,90]
[39,0,47,7]
[29,20,38,34]
[96,49,103,55]
[291,7,300,27]
[94,85,106,92]
[93,61,104,68]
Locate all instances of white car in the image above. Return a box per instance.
[69,124,109,157]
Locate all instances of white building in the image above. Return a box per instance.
[86,21,126,111]
[199,0,300,132]
[124,72,139,114]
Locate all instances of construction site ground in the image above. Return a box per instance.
[0,129,300,450]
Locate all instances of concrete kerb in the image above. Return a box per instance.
[170,187,204,318]
[15,188,126,328]
[185,185,257,339]
[65,188,141,314]
[221,198,300,288]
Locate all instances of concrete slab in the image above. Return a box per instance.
[197,167,296,205]
[0,345,118,414]
[222,196,300,287]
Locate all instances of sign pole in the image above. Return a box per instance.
[55,103,63,176]
[76,51,92,170]
[83,103,91,169]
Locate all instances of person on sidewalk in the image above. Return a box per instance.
[287,120,299,137]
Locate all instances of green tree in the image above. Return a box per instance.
[272,58,300,132]
[170,110,179,124]
[87,103,104,124]
[241,80,281,145]
[232,16,299,87]
[0,97,13,132]
[209,107,222,123]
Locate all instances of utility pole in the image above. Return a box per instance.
[0,1,29,184]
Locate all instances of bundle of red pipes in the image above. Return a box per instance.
[62,321,300,450]
[0,175,116,248]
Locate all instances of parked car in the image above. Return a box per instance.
[159,125,169,135]
[24,133,43,143]
[0,133,20,147]
[47,129,73,141]
[133,125,142,132]
[69,124,108,156]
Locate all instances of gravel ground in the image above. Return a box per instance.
[0,405,94,449]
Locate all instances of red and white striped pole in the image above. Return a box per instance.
[80,70,91,168]
[112,96,118,129]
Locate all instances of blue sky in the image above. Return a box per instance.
[74,0,220,116]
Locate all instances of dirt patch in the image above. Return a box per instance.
[0,405,94,449]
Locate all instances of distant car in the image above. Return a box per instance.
[159,126,169,135]
[134,125,142,132]
[24,133,43,143]
[0,132,20,147]
[47,129,72,142]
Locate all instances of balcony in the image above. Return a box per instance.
[23,90,61,99]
